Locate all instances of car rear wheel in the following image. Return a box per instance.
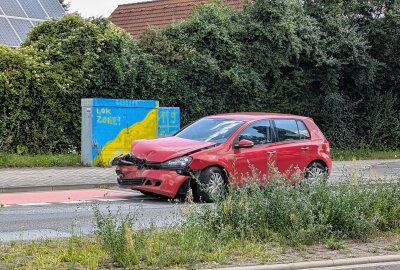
[195,166,227,203]
[305,162,328,183]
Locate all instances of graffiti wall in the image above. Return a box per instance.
[81,99,180,166]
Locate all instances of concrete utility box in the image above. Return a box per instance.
[81,98,180,166]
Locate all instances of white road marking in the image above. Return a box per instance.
[16,203,52,206]
[2,197,134,207]
[60,200,93,204]
[96,198,129,202]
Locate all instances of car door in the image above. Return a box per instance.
[273,119,311,180]
[232,120,277,184]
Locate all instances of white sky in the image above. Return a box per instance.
[66,0,153,18]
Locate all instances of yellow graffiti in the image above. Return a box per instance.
[94,109,158,165]
[96,115,121,126]
[96,108,111,114]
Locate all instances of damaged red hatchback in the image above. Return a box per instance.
[114,113,332,202]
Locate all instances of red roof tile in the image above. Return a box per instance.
[110,0,244,37]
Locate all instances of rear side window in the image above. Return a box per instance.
[274,119,300,142]
[296,120,311,140]
[274,119,311,142]
[238,120,273,145]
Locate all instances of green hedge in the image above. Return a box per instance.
[0,16,141,153]
[0,0,399,154]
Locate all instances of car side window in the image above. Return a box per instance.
[274,119,300,142]
[296,120,311,140]
[237,121,273,145]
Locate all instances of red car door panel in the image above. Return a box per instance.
[273,119,311,180]
[231,120,276,184]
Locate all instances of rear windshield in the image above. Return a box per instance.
[175,118,244,143]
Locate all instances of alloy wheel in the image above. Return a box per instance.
[207,172,225,197]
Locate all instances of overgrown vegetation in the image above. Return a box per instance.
[91,175,400,269]
[0,153,80,168]
[0,236,108,270]
[1,0,399,154]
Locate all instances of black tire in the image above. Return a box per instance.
[194,166,227,203]
[304,162,328,183]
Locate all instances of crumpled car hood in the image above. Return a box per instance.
[131,136,216,162]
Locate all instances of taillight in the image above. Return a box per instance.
[323,140,330,153]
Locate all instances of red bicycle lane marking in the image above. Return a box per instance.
[0,189,136,205]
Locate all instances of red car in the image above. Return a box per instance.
[114,113,331,202]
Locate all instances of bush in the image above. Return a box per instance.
[0,15,141,154]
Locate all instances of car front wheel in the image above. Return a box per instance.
[195,166,227,203]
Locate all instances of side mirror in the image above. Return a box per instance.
[235,139,254,149]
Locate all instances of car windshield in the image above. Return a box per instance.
[175,118,244,143]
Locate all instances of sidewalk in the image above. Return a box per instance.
[0,159,399,193]
[0,167,116,193]
[207,254,400,270]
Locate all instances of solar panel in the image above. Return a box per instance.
[9,18,33,41]
[0,17,21,47]
[38,0,64,18]
[0,0,64,47]
[0,0,27,18]
[18,0,47,19]
[30,20,41,26]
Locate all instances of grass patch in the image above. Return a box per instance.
[0,236,108,270]
[0,153,81,168]
[325,238,347,250]
[331,149,399,161]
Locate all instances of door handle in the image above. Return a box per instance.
[267,151,276,155]
[300,147,309,151]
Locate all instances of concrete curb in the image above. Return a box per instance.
[206,255,400,270]
[0,183,117,193]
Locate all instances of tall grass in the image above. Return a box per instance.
[93,172,400,268]
[0,153,81,168]
[93,207,233,268]
[190,176,400,245]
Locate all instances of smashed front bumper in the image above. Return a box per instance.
[113,154,190,198]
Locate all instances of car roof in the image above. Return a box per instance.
[204,112,311,121]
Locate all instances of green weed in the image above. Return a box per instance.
[91,171,400,268]
[0,236,108,270]
[0,153,81,168]
[188,173,400,246]
[325,238,347,250]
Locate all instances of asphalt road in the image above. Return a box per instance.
[0,195,187,242]
[0,160,399,242]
